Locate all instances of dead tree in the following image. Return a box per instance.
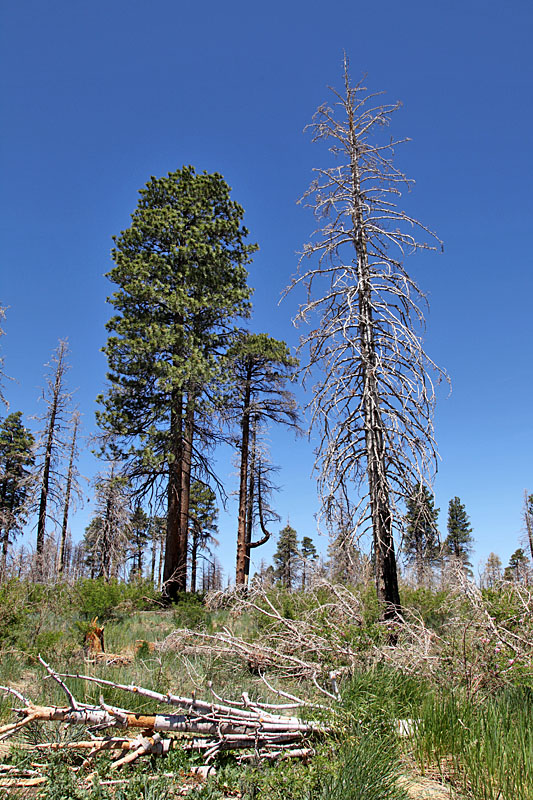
[243,421,284,586]
[57,410,83,577]
[84,464,130,580]
[0,657,326,777]
[0,306,9,408]
[227,332,298,586]
[523,491,533,561]
[287,60,446,618]
[34,340,74,579]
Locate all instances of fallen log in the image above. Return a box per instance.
[0,656,328,770]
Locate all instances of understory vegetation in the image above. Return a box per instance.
[1,576,532,799]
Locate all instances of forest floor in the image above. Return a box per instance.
[0,578,530,799]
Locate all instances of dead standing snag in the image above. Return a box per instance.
[287,59,447,618]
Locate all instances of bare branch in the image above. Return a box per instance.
[285,63,448,616]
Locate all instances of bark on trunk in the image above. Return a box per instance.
[176,392,195,593]
[100,467,114,582]
[190,531,198,593]
[348,101,401,619]
[36,397,60,577]
[163,391,183,600]
[0,469,12,581]
[58,414,79,577]
[236,366,252,585]
[150,529,156,585]
[243,415,257,586]
[1,531,9,581]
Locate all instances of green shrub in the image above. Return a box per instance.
[0,579,31,645]
[75,578,157,622]
[172,593,210,629]
[399,586,451,630]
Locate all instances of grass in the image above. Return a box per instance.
[413,685,533,799]
[1,579,532,798]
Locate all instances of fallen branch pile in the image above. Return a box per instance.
[159,581,369,699]
[0,656,325,787]
[157,576,533,697]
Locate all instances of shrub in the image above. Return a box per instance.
[172,593,210,630]
[75,578,157,622]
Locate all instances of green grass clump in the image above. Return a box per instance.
[188,734,408,800]
[413,684,533,799]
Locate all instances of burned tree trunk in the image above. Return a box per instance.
[35,340,72,580]
[163,391,183,601]
[348,113,401,613]
[57,411,81,577]
[236,366,252,585]
[288,59,446,620]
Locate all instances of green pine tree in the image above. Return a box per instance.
[504,547,529,583]
[128,504,151,580]
[0,412,34,579]
[227,331,298,586]
[98,166,256,599]
[273,524,299,590]
[403,484,440,585]
[188,480,218,593]
[445,496,474,574]
[300,535,318,589]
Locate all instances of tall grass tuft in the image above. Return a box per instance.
[413,685,533,799]
[316,730,409,800]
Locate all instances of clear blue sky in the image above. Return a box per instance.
[1,0,532,580]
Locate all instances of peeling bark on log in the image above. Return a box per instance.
[0,658,327,769]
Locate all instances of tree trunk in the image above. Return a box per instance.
[163,392,183,601]
[0,468,11,581]
[157,533,165,590]
[58,413,79,577]
[101,498,112,582]
[348,103,401,619]
[236,366,252,585]
[177,392,195,593]
[416,535,424,587]
[36,393,59,573]
[190,530,198,593]
[150,526,156,585]
[1,531,9,581]
[243,415,256,586]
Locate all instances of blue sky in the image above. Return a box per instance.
[1,0,532,580]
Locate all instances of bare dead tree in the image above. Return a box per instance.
[242,421,282,586]
[226,332,298,587]
[57,410,83,577]
[522,491,533,561]
[0,306,10,408]
[287,59,447,618]
[84,464,130,581]
[34,340,74,579]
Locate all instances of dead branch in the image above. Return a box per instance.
[0,658,328,769]
[160,581,366,699]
